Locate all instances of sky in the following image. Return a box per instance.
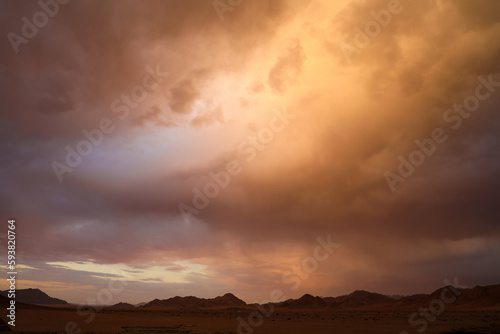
[0,0,500,305]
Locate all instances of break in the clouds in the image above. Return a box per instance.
[1,0,500,304]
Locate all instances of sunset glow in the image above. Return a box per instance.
[1,0,499,307]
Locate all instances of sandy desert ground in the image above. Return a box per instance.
[3,307,500,334]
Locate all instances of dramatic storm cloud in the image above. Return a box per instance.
[0,0,499,304]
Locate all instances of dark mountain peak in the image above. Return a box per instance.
[143,293,246,309]
[111,302,134,308]
[0,288,68,306]
[21,288,45,296]
[328,289,395,309]
[299,293,315,299]
[297,294,324,303]
[282,294,327,308]
[212,293,246,306]
[346,290,392,300]
[349,290,377,297]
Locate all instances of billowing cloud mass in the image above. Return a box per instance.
[1,0,500,304]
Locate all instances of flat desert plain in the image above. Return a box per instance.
[4,306,500,333]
